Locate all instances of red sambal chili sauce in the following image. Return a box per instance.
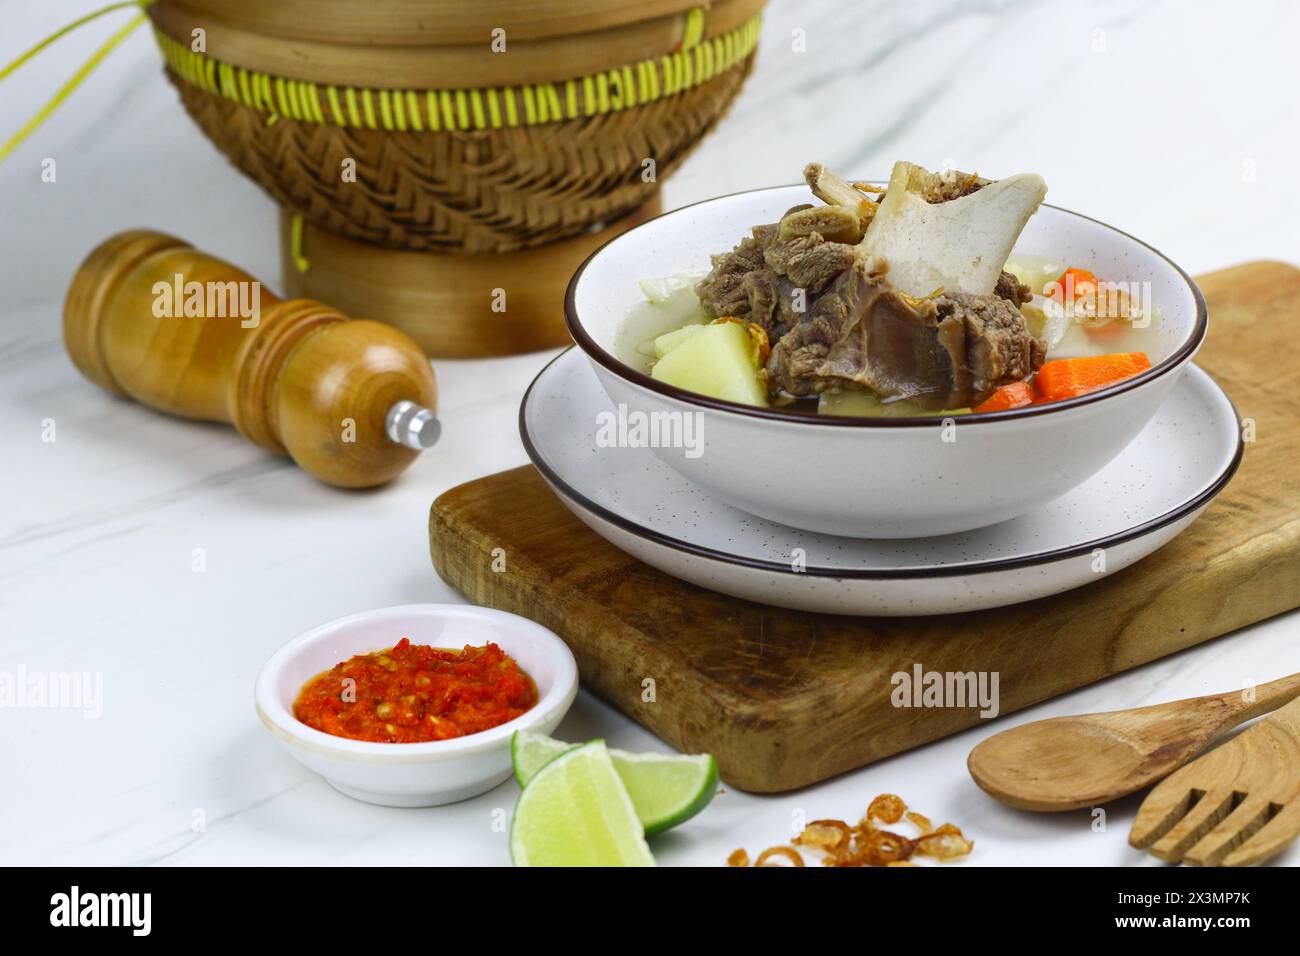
[293,638,538,743]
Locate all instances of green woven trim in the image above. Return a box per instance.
[154,12,761,131]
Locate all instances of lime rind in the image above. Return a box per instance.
[611,750,719,835]
[511,730,719,837]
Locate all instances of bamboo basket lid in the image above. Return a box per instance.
[172,0,708,46]
[151,0,766,89]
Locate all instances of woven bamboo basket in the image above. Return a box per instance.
[146,0,766,355]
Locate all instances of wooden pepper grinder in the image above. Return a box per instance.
[64,230,440,488]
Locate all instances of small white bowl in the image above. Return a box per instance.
[565,184,1208,538]
[254,604,577,807]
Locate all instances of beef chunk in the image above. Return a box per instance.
[933,291,1045,405]
[763,232,858,292]
[921,170,988,203]
[766,261,972,406]
[873,173,986,210]
[741,269,778,329]
[743,270,813,341]
[994,270,1032,305]
[895,166,989,204]
[694,223,779,318]
[697,212,857,320]
[765,258,1045,409]
[770,276,806,339]
[765,258,898,397]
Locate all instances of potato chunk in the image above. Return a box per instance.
[652,324,706,358]
[651,322,768,407]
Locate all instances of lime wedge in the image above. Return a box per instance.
[509,741,655,867]
[608,749,719,835]
[512,731,719,836]
[511,730,575,786]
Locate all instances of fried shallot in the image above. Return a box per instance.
[728,793,973,868]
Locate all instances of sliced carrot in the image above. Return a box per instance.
[1048,266,1098,302]
[1034,352,1151,403]
[973,380,1036,413]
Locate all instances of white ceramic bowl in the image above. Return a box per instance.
[565,184,1208,538]
[254,604,577,807]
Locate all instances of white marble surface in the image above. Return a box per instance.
[2,0,1298,867]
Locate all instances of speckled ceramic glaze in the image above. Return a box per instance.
[565,184,1209,538]
[521,349,1241,616]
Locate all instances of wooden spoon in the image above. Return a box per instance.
[967,671,1300,812]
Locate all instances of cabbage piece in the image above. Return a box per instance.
[1022,298,1072,351]
[1004,254,1066,298]
[639,272,706,304]
[861,162,1047,298]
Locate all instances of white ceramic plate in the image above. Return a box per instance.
[521,349,1241,616]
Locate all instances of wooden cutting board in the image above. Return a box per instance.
[428,261,1300,793]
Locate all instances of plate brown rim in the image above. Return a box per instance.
[518,353,1243,580]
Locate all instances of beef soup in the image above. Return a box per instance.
[573,169,1204,536]
[618,162,1160,419]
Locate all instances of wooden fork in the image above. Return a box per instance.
[1130,695,1300,866]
